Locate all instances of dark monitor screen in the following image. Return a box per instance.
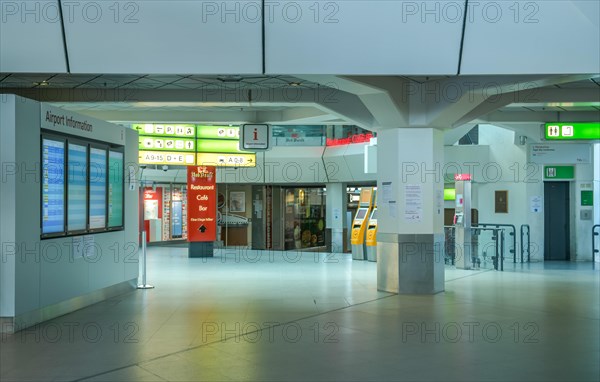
[370,209,377,221]
[355,209,367,220]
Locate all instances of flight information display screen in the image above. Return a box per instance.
[41,132,125,239]
[108,150,124,228]
[89,147,107,229]
[67,142,88,231]
[42,138,65,235]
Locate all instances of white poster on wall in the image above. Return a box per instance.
[529,143,591,164]
[530,196,543,213]
[404,184,422,222]
[333,208,341,222]
[389,201,397,218]
[382,182,392,203]
[128,165,136,191]
[144,200,159,220]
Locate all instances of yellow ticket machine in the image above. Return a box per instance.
[351,188,374,260]
[365,205,378,262]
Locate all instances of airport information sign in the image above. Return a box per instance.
[544,122,600,140]
[133,124,196,137]
[196,125,239,140]
[139,151,196,165]
[139,137,195,152]
[136,124,257,167]
[196,153,256,167]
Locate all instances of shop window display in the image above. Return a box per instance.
[284,188,326,250]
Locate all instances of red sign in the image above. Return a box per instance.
[454,173,472,181]
[187,166,217,242]
[326,133,374,147]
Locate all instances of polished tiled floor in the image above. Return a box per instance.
[1,248,599,381]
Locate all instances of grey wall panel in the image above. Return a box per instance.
[343,144,376,182]
[323,146,352,182]
[124,129,139,281]
[87,232,128,291]
[264,147,327,183]
[461,1,600,74]
[0,1,67,72]
[40,253,89,307]
[63,1,262,74]
[14,97,42,315]
[265,1,463,74]
[0,96,16,316]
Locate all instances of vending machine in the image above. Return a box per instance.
[351,188,374,260]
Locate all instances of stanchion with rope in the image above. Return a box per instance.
[137,230,154,289]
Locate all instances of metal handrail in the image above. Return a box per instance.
[478,223,516,263]
[593,225,600,266]
[444,225,505,271]
[520,224,531,263]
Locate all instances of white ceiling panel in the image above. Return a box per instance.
[63,1,262,74]
[265,1,464,75]
[0,1,67,72]
[461,1,600,74]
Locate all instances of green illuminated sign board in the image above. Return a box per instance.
[139,137,195,152]
[196,125,240,140]
[544,165,574,180]
[196,139,248,153]
[443,189,456,201]
[134,123,252,165]
[133,124,196,137]
[544,122,600,140]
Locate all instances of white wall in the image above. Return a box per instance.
[475,124,596,262]
[0,95,139,320]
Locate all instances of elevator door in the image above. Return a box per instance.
[544,182,570,261]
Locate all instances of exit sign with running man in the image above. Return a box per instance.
[241,124,271,150]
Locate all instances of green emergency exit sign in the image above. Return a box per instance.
[581,190,593,206]
[544,122,600,140]
[544,165,574,180]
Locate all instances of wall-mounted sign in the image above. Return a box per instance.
[139,137,195,151]
[187,166,217,242]
[581,190,593,206]
[139,151,196,165]
[196,153,256,167]
[443,189,456,201]
[326,133,374,146]
[241,124,270,150]
[529,143,591,164]
[544,165,574,180]
[454,173,472,181]
[196,125,239,140]
[544,122,600,141]
[133,124,196,137]
[196,139,248,153]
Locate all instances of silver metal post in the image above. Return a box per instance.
[137,230,154,289]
